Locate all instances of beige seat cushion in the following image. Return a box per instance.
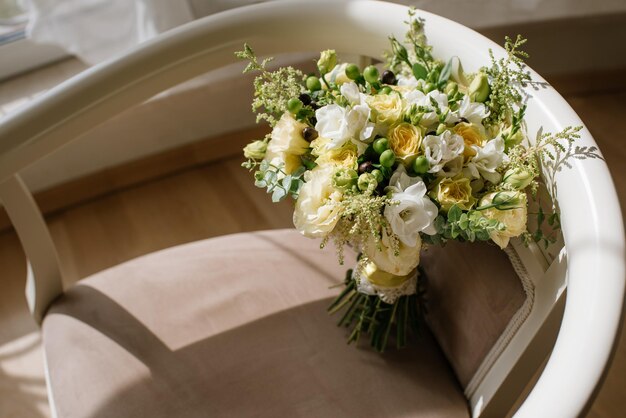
[43,229,469,418]
[420,240,527,389]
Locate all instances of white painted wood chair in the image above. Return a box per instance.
[0,1,623,417]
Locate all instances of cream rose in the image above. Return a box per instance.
[365,228,421,276]
[388,122,423,166]
[431,176,476,212]
[367,93,403,125]
[311,136,358,170]
[480,191,528,249]
[454,122,487,159]
[293,166,343,238]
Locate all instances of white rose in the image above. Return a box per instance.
[293,166,343,238]
[365,228,421,276]
[384,166,438,245]
[480,192,528,249]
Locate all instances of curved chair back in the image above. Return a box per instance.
[0,1,623,417]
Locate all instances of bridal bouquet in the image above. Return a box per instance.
[238,11,580,352]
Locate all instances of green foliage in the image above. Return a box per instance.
[506,125,583,194]
[324,193,393,264]
[523,205,561,249]
[235,43,305,126]
[252,160,305,202]
[483,35,531,126]
[424,205,505,245]
[386,9,437,75]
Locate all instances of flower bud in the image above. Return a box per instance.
[358,172,378,192]
[391,38,409,63]
[469,73,490,102]
[503,127,524,149]
[503,168,533,190]
[490,191,524,210]
[243,140,267,160]
[445,81,458,96]
[317,49,337,74]
[333,168,358,189]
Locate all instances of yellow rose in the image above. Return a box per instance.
[365,228,421,276]
[388,122,423,166]
[367,93,403,125]
[293,166,343,238]
[264,113,310,174]
[480,192,528,249]
[311,136,358,170]
[431,176,476,212]
[454,122,486,159]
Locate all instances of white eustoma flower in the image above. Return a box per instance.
[465,136,507,183]
[315,104,374,150]
[421,131,464,174]
[340,82,366,106]
[384,166,438,245]
[439,155,464,178]
[457,95,489,124]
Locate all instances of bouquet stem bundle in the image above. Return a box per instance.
[328,270,423,352]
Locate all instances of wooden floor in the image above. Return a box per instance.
[1,88,626,417]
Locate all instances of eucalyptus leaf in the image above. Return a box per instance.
[272,187,286,202]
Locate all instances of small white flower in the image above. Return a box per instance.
[340,82,366,106]
[405,90,458,126]
[465,136,507,183]
[422,131,464,174]
[457,95,489,124]
[384,166,438,245]
[397,74,420,89]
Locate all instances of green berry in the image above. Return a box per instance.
[306,76,322,91]
[345,64,360,80]
[380,86,392,95]
[379,149,396,168]
[412,155,429,174]
[371,169,384,184]
[373,137,389,154]
[287,98,303,114]
[363,65,379,84]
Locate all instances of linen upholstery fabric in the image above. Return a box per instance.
[420,240,527,388]
[43,229,469,418]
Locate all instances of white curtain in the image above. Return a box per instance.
[25,0,194,64]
